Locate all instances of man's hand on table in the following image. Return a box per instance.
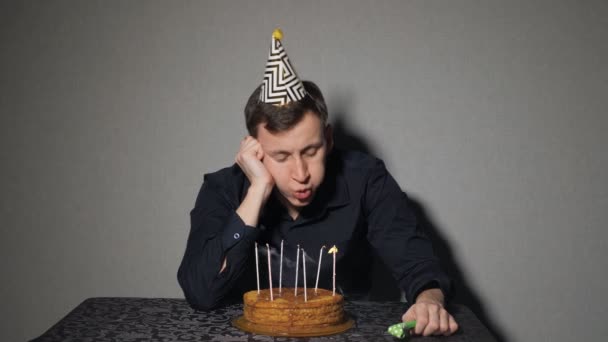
[402,288,459,336]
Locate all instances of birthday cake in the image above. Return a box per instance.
[244,288,344,325]
[233,287,353,336]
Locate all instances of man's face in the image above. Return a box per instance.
[256,111,333,217]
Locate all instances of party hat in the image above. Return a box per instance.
[259,28,307,105]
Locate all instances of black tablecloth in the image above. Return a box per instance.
[32,298,496,341]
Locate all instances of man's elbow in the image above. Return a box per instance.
[185,294,220,311]
[177,271,221,311]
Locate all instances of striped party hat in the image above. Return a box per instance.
[259,28,307,105]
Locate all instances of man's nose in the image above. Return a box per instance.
[292,158,310,183]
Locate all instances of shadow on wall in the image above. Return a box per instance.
[408,198,507,342]
[329,98,506,342]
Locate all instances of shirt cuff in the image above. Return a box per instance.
[221,212,259,252]
[410,276,452,304]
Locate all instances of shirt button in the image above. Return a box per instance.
[233,233,240,239]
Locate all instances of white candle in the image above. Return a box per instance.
[302,249,307,302]
[279,240,283,294]
[266,243,273,301]
[255,242,260,294]
[328,245,338,296]
[315,246,326,294]
[294,245,300,296]
[332,250,336,296]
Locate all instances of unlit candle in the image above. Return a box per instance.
[255,243,260,294]
[279,240,283,294]
[266,243,273,301]
[315,246,326,294]
[294,245,300,296]
[302,249,307,302]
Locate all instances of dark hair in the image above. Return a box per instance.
[244,80,328,136]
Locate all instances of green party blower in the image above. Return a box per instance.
[387,320,417,339]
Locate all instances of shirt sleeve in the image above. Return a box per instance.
[177,178,260,310]
[363,159,452,304]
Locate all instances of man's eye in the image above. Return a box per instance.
[304,148,318,157]
[274,155,288,162]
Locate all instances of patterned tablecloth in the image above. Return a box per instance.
[32,298,496,341]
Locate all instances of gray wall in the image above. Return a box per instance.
[1,1,607,341]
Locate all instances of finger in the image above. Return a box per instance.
[448,315,459,335]
[422,305,440,336]
[236,143,254,166]
[256,146,265,160]
[244,140,264,161]
[240,136,256,149]
[401,309,417,337]
[437,309,449,335]
[240,135,257,146]
[402,308,416,324]
[414,305,428,335]
[239,141,262,159]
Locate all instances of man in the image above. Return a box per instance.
[178,30,458,337]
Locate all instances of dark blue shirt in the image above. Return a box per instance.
[178,149,451,310]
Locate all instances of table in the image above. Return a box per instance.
[32,298,496,341]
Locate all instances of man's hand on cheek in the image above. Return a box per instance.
[235,136,275,199]
[402,288,458,336]
[234,136,276,227]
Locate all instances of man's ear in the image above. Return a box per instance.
[324,124,334,152]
